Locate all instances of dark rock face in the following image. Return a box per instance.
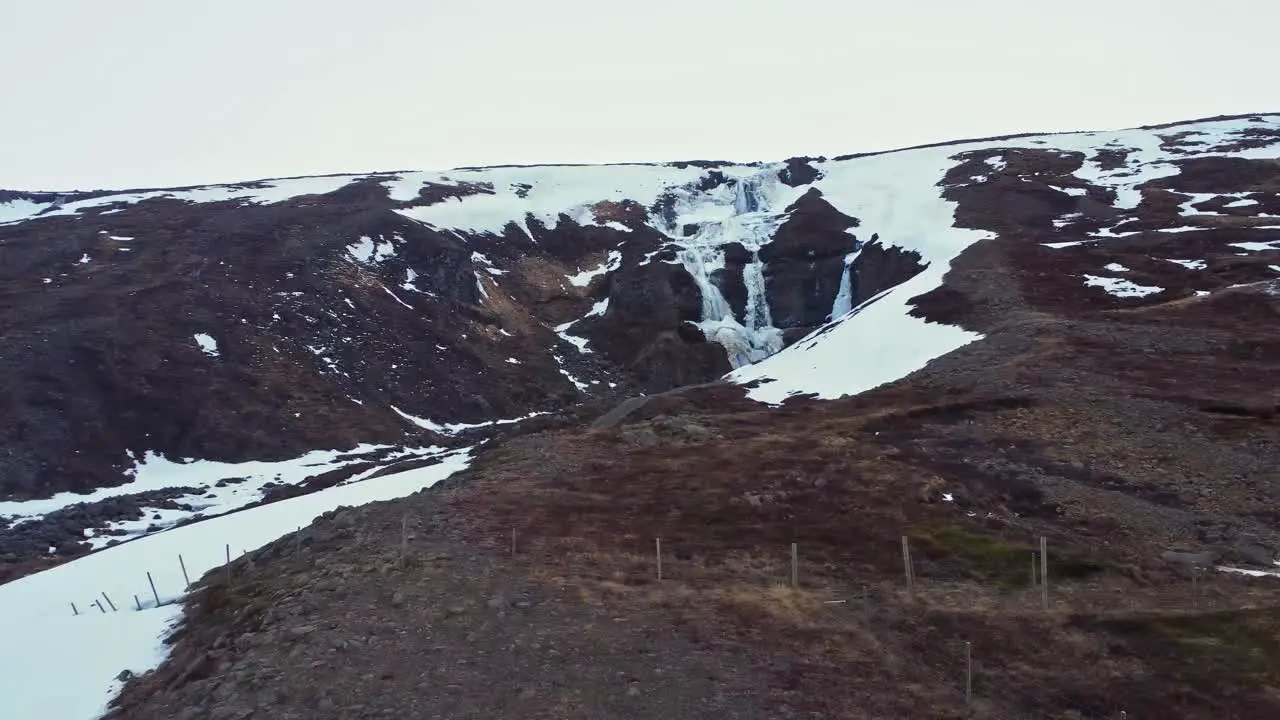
[630,331,732,394]
[713,242,752,323]
[778,157,823,187]
[576,261,728,392]
[849,235,926,306]
[760,188,860,329]
[0,194,618,501]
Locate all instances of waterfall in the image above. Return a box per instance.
[678,245,734,323]
[829,251,860,321]
[665,174,786,368]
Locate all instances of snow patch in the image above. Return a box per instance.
[347,236,397,264]
[391,406,548,436]
[192,333,219,357]
[0,448,473,720]
[567,250,622,287]
[1083,275,1163,298]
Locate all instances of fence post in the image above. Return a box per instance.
[94,599,106,614]
[225,543,232,584]
[965,641,973,704]
[147,571,161,607]
[656,538,663,581]
[791,543,799,588]
[178,554,190,589]
[101,591,118,612]
[134,594,142,611]
[70,602,79,616]
[1040,536,1049,610]
[902,536,914,592]
[399,513,408,569]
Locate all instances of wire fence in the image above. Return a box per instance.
[69,519,1280,623]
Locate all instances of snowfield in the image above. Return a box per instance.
[731,115,1280,402]
[0,444,439,547]
[0,448,473,720]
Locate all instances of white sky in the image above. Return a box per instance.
[2,0,1276,191]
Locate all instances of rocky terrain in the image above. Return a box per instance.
[3,113,1280,718]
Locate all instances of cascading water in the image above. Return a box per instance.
[664,173,787,368]
[828,251,860,321]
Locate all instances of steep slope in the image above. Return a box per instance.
[0,157,888,573]
[4,114,1280,578]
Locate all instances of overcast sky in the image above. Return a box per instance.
[3,0,1276,191]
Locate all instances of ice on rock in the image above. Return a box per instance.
[659,173,798,368]
[828,251,860,320]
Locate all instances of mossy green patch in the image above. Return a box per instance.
[908,523,1105,589]
[1105,608,1280,684]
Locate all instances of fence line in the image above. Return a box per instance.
[64,524,1277,627]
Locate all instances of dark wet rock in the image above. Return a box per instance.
[760,189,861,329]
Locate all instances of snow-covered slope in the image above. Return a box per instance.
[730,115,1280,402]
[0,448,472,720]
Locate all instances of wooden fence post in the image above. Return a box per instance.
[134,594,142,611]
[1039,535,1049,607]
[399,513,408,569]
[901,536,914,591]
[225,543,231,584]
[70,602,79,616]
[965,641,973,704]
[94,599,106,614]
[791,543,799,588]
[178,554,190,589]
[147,571,161,607]
[101,591,117,612]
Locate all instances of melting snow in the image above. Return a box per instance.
[553,319,591,352]
[0,198,50,225]
[4,175,373,225]
[1083,275,1164,298]
[1050,185,1088,197]
[1231,240,1280,252]
[393,164,710,238]
[192,333,218,357]
[347,236,397,264]
[391,407,548,436]
[380,285,415,310]
[1103,263,1130,272]
[0,448,473,720]
[551,353,590,391]
[567,250,622,287]
[1166,258,1207,270]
